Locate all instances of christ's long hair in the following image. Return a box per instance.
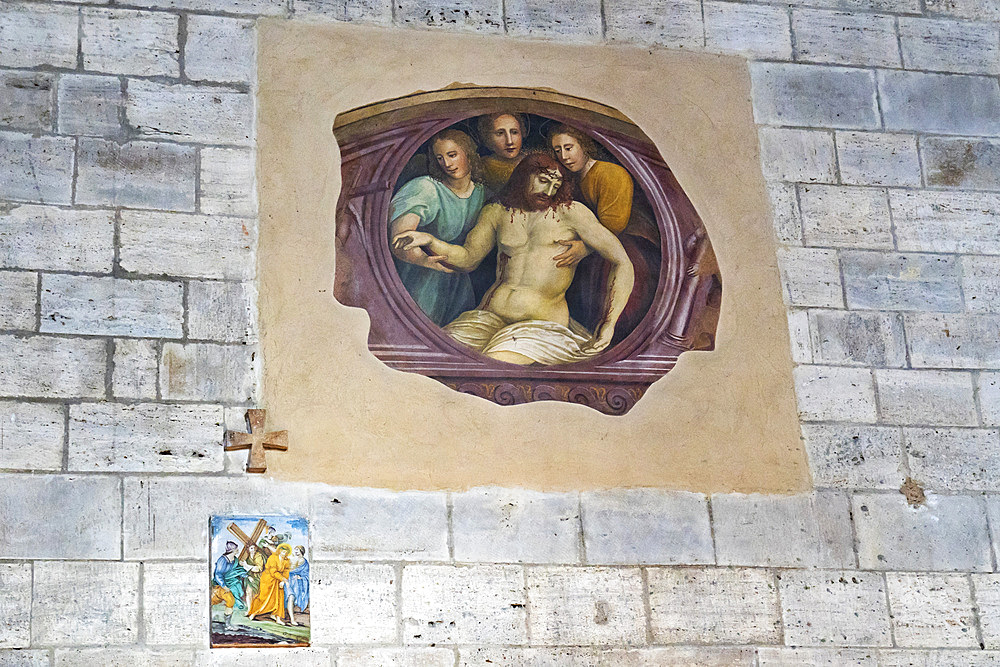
[495,153,575,211]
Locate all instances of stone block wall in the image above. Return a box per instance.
[1,0,999,664]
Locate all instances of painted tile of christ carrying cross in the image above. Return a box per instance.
[225,409,288,473]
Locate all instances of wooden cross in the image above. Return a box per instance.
[228,519,269,561]
[225,409,288,473]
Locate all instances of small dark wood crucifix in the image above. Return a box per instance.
[225,409,288,473]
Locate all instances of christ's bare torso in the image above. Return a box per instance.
[477,203,584,327]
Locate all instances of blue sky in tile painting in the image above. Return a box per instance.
[209,515,309,568]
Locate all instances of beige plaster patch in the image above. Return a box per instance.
[256,20,810,493]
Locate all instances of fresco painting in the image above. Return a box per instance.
[333,87,721,414]
[209,515,310,648]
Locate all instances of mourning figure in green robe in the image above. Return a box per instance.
[388,129,486,326]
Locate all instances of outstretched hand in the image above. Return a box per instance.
[392,231,454,273]
[392,230,433,252]
[552,239,588,268]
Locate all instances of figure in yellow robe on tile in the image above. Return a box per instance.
[246,543,292,625]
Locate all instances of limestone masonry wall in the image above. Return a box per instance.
[1,0,999,664]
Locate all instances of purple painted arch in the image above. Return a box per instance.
[332,86,719,415]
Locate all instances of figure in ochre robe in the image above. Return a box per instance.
[246,543,292,624]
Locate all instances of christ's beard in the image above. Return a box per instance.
[527,193,553,211]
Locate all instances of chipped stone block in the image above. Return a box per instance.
[452,487,579,564]
[159,343,255,403]
[76,139,196,211]
[853,492,991,571]
[794,365,878,423]
[120,211,255,280]
[188,281,256,343]
[880,653,1000,667]
[809,310,906,367]
[787,309,811,363]
[184,15,255,84]
[923,0,1000,23]
[461,647,756,666]
[922,137,1000,192]
[0,650,49,666]
[0,131,74,205]
[41,275,184,338]
[57,74,124,137]
[199,147,256,217]
[505,0,601,39]
[980,373,1000,426]
[55,648,196,667]
[310,563,396,644]
[310,487,448,560]
[757,648,878,666]
[792,9,900,67]
[779,570,892,646]
[750,63,879,130]
[801,423,904,490]
[0,401,64,471]
[68,402,223,473]
[892,191,1000,255]
[0,270,36,331]
[836,131,921,187]
[843,252,962,312]
[876,370,977,426]
[880,71,1000,136]
[887,573,976,648]
[759,128,837,184]
[605,0,704,48]
[151,343,238,404]
[974,574,1000,649]
[704,2,792,59]
[393,0,503,33]
[0,3,78,69]
[125,0,286,14]
[767,181,802,245]
[905,427,1000,491]
[192,648,332,667]
[112,338,158,400]
[338,648,454,667]
[776,247,844,308]
[647,567,780,644]
[712,492,855,568]
[123,477,311,560]
[905,313,1000,369]
[799,185,892,249]
[0,71,53,132]
[0,564,30,648]
[142,562,204,646]
[403,564,526,644]
[0,335,106,399]
[126,80,252,145]
[81,8,179,77]
[293,0,393,24]
[527,567,644,646]
[899,18,1000,75]
[581,489,712,565]
[33,562,138,645]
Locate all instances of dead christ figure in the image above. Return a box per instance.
[392,154,634,365]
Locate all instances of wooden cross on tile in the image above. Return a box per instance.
[225,409,288,473]
[228,519,269,560]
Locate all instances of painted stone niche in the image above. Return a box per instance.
[333,85,720,415]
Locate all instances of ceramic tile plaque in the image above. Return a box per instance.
[209,515,310,648]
